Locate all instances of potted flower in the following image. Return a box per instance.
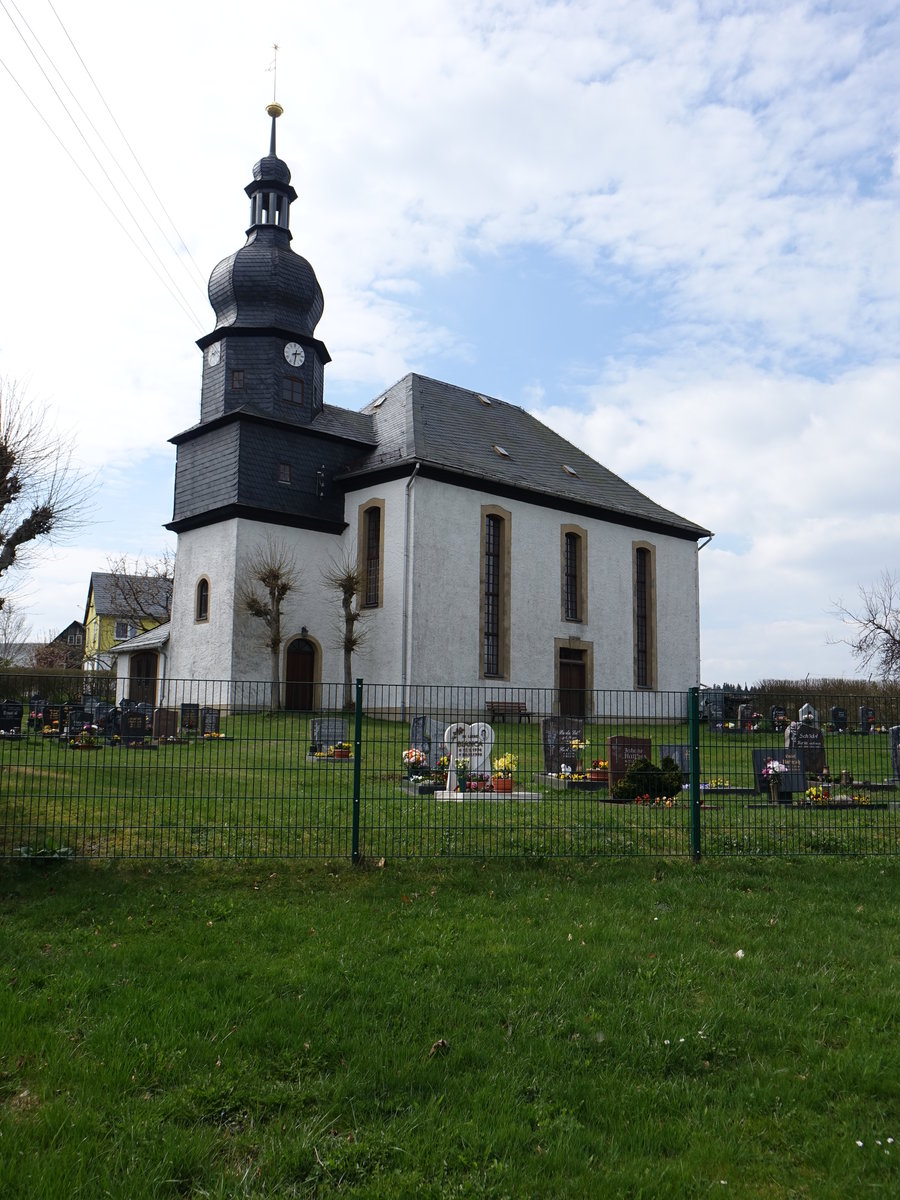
[402,747,427,779]
[569,737,589,773]
[330,741,352,759]
[71,723,100,750]
[492,753,518,793]
[454,757,470,792]
[588,758,608,782]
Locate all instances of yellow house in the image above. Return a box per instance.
[83,572,172,672]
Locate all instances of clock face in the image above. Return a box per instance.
[284,341,305,367]
[206,343,221,366]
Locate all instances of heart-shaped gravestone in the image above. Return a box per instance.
[443,721,494,793]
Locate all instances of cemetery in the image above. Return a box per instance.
[1,679,898,861]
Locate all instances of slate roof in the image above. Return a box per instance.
[340,374,711,540]
[107,623,171,655]
[85,573,173,622]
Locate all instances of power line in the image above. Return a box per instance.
[0,0,207,329]
[45,0,208,290]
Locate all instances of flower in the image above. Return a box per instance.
[454,757,470,772]
[402,748,427,768]
[492,752,518,778]
[569,738,589,751]
[762,759,787,780]
[591,759,608,770]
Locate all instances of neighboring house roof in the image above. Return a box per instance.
[337,373,711,541]
[0,642,43,667]
[108,623,171,656]
[84,572,173,626]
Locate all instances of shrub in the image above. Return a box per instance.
[612,755,683,800]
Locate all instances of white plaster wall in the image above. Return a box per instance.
[167,521,240,682]
[406,478,701,691]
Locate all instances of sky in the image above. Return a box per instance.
[1,0,899,684]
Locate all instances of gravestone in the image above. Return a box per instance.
[890,727,900,782]
[785,722,826,778]
[608,735,653,789]
[28,697,46,730]
[200,707,221,735]
[180,702,199,731]
[830,706,848,732]
[770,706,787,732]
[444,722,494,792]
[0,701,23,735]
[541,717,585,774]
[152,708,180,739]
[751,747,806,795]
[120,710,150,743]
[798,702,818,726]
[93,703,116,732]
[65,707,90,738]
[660,744,691,781]
[409,716,444,770]
[703,690,725,729]
[858,706,876,734]
[737,703,753,731]
[309,717,348,754]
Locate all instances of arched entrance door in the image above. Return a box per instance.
[285,638,316,711]
[129,651,158,706]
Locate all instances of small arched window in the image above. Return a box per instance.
[195,577,210,623]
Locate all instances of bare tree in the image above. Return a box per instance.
[104,551,175,628]
[0,378,92,611]
[238,536,301,711]
[831,571,900,680]
[0,600,31,666]
[322,551,367,709]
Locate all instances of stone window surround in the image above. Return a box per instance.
[357,498,385,610]
[195,576,210,624]
[479,503,511,681]
[553,635,595,718]
[632,541,658,690]
[560,523,588,624]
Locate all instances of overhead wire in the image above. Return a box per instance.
[0,0,208,331]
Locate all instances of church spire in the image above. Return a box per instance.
[245,101,296,236]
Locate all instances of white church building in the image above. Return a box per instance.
[115,107,711,716]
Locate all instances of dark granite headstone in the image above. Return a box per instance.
[751,748,806,795]
[200,707,221,735]
[0,701,23,734]
[770,706,787,732]
[608,735,653,788]
[737,703,753,731]
[785,722,826,778]
[180,703,199,731]
[858,706,876,733]
[152,708,180,739]
[27,697,46,730]
[65,707,90,738]
[310,717,348,754]
[541,717,585,774]
[660,744,691,780]
[120,710,149,743]
[409,716,444,770]
[703,690,725,728]
[830,706,848,732]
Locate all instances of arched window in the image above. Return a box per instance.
[561,526,588,622]
[195,577,210,623]
[633,544,656,689]
[480,506,511,679]
[357,500,385,609]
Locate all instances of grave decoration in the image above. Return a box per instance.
[541,717,585,775]
[491,752,518,792]
[180,702,199,732]
[751,748,805,799]
[442,722,494,794]
[607,735,653,789]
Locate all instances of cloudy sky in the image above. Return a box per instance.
[1,0,898,683]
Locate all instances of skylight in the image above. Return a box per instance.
[563,464,579,477]
[477,394,493,406]
[371,395,387,409]
[493,444,510,458]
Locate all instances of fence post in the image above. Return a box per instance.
[689,686,702,861]
[351,678,363,864]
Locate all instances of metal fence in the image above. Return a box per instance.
[1,678,898,860]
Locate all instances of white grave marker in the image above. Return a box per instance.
[442,722,494,795]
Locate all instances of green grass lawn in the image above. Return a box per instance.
[1,856,897,1198]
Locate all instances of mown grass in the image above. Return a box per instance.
[1,856,897,1198]
[3,715,898,861]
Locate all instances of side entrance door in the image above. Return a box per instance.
[558,648,586,718]
[285,638,316,711]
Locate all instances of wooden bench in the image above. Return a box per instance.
[487,699,531,723]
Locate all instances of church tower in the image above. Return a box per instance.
[167,105,368,539]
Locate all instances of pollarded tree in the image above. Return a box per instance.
[831,571,900,681]
[322,551,367,709]
[238,536,302,711]
[0,377,91,612]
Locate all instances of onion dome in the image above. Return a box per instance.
[207,104,324,335]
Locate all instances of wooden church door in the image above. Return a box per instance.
[285,638,316,711]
